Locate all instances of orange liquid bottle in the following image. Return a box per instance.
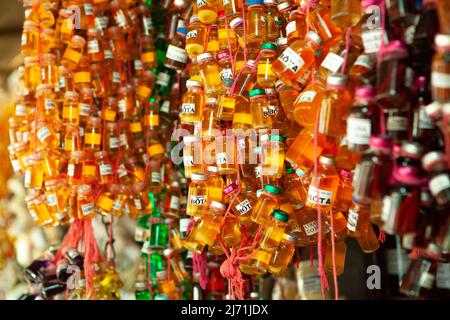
[306,155,339,211]
[292,78,326,128]
[271,31,322,89]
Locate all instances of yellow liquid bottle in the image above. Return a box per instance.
[257,42,278,88]
[268,232,297,275]
[262,135,286,179]
[186,15,207,58]
[251,184,281,226]
[187,173,209,217]
[181,80,204,124]
[260,209,290,252]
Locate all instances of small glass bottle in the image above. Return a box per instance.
[251,184,281,226]
[181,80,204,125]
[77,185,95,220]
[187,173,209,217]
[95,151,113,185]
[214,129,237,175]
[257,42,278,88]
[268,232,297,275]
[306,155,339,211]
[61,35,86,71]
[183,135,203,179]
[197,52,222,95]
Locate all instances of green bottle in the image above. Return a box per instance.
[135,281,151,300]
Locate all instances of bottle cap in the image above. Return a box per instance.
[435,34,450,49]
[422,151,447,171]
[197,52,214,63]
[217,51,231,61]
[283,232,298,243]
[249,88,266,97]
[186,80,202,88]
[277,2,291,11]
[260,42,278,51]
[209,201,226,212]
[305,31,322,46]
[369,135,392,151]
[355,86,375,100]
[207,165,219,173]
[401,141,424,159]
[319,155,335,166]
[272,209,289,222]
[248,0,264,5]
[285,167,295,174]
[191,173,207,181]
[230,17,243,30]
[269,135,286,143]
[223,183,239,196]
[163,248,174,257]
[264,184,281,195]
[326,73,348,88]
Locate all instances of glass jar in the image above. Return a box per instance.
[257,42,278,88]
[260,210,289,252]
[95,151,113,185]
[183,135,203,179]
[268,232,297,275]
[251,184,281,226]
[197,52,222,95]
[77,185,95,220]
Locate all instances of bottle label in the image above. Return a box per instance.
[298,91,316,103]
[104,49,113,60]
[419,271,435,290]
[238,138,246,150]
[99,164,112,176]
[44,99,56,110]
[11,159,22,173]
[236,199,252,215]
[220,68,233,87]
[419,108,434,129]
[429,174,450,196]
[347,209,359,232]
[166,45,188,64]
[182,103,196,114]
[134,199,143,210]
[24,169,31,186]
[190,195,207,206]
[354,54,374,69]
[79,103,92,116]
[160,101,170,113]
[67,164,75,177]
[180,218,190,232]
[183,155,194,167]
[263,105,278,117]
[119,133,128,147]
[29,209,39,222]
[134,59,142,70]
[387,116,408,131]
[307,186,333,206]
[143,17,153,33]
[83,3,94,15]
[109,137,120,148]
[186,30,198,40]
[37,126,51,143]
[431,72,450,89]
[437,263,450,289]
[118,99,127,112]
[170,196,180,210]
[278,47,304,73]
[321,52,344,73]
[156,72,171,86]
[151,172,161,183]
[113,72,121,83]
[254,166,262,178]
[46,193,58,206]
[216,152,228,165]
[385,249,410,275]
[117,164,128,178]
[87,40,100,54]
[303,220,319,236]
[115,10,128,28]
[113,199,122,211]
[15,104,26,116]
[81,202,94,216]
[362,29,386,54]
[286,21,297,36]
[347,118,371,145]
[197,0,207,7]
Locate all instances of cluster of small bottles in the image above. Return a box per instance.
[170,0,450,298]
[18,247,122,300]
[8,0,188,227]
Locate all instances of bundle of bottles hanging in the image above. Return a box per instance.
[7,0,450,300]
